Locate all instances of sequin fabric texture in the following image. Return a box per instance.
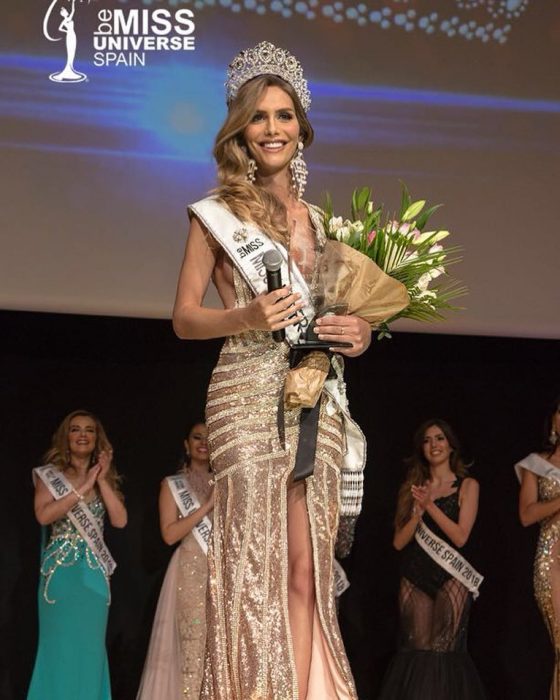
[200,208,357,699]
[40,495,107,603]
[535,475,560,699]
[177,468,213,698]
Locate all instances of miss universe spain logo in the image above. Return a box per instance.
[43,0,89,83]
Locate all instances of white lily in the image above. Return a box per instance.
[328,216,344,234]
[336,226,351,243]
[350,220,364,234]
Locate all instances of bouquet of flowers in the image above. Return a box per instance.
[324,184,466,339]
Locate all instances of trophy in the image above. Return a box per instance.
[287,222,352,350]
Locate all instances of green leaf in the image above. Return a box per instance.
[351,190,359,221]
[399,181,411,219]
[402,200,426,222]
[356,187,371,212]
[415,203,442,230]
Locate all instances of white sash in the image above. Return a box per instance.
[333,559,350,597]
[324,360,366,517]
[189,197,315,345]
[190,197,367,516]
[33,465,116,577]
[415,519,483,599]
[166,473,212,555]
[514,452,560,485]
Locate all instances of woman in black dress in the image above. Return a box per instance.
[379,419,486,699]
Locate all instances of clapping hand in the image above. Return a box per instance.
[82,464,101,493]
[95,449,113,483]
[411,482,432,513]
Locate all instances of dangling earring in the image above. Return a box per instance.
[241,144,257,184]
[550,429,558,446]
[290,140,308,200]
[247,157,257,184]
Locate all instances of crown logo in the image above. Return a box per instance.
[225,41,311,113]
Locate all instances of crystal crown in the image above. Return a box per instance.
[226,41,311,113]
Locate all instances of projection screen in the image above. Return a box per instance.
[1,0,558,338]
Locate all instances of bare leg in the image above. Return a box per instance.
[287,480,315,699]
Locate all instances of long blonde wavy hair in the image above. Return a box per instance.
[394,419,469,530]
[43,409,123,497]
[213,74,314,244]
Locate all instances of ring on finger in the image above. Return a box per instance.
[340,327,344,335]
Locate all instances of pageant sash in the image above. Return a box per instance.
[415,519,483,599]
[324,357,366,517]
[514,452,560,485]
[189,198,367,513]
[166,473,212,555]
[189,197,315,346]
[333,559,350,597]
[33,465,116,577]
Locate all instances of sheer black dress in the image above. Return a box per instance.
[378,478,486,700]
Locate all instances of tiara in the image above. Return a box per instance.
[226,41,311,113]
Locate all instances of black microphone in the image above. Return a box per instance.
[262,249,286,343]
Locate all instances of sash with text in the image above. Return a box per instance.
[34,464,116,577]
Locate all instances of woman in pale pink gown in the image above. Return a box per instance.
[137,423,214,699]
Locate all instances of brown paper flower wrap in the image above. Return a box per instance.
[284,351,332,409]
[284,240,409,409]
[319,240,409,324]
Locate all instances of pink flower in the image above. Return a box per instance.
[367,230,376,245]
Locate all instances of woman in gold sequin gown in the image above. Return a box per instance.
[173,44,372,700]
[137,422,214,700]
[518,397,560,699]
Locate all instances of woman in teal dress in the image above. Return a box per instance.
[27,409,127,700]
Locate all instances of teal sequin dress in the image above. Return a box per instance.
[27,495,112,700]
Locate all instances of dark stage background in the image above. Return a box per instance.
[1,309,558,700]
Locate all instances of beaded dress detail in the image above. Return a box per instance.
[27,490,112,700]
[41,495,107,603]
[379,479,486,700]
[198,199,357,700]
[534,473,560,699]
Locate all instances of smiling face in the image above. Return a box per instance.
[67,415,97,461]
[243,85,300,179]
[422,424,452,467]
[185,423,209,465]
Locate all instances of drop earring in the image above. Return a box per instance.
[247,157,257,183]
[242,145,257,183]
[289,140,308,200]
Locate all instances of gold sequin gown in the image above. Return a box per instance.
[535,475,560,700]
[201,264,357,700]
[137,467,212,700]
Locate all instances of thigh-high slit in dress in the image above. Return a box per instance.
[200,265,357,700]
